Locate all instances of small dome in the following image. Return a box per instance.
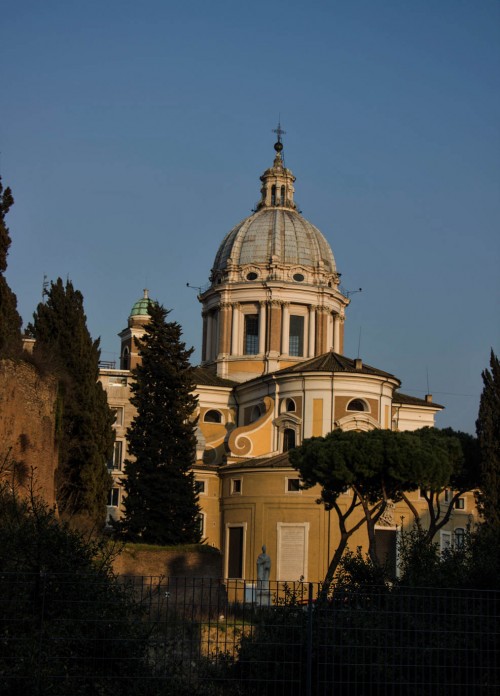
[212,207,337,275]
[129,289,152,317]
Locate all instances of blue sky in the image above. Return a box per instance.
[2,1,499,434]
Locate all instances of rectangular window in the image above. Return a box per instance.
[108,441,123,470]
[112,407,124,426]
[197,513,205,537]
[455,497,465,510]
[375,528,398,578]
[289,315,304,357]
[440,530,452,555]
[108,488,120,507]
[231,479,242,495]
[286,478,301,493]
[195,480,206,495]
[227,526,244,579]
[444,488,452,503]
[109,376,128,387]
[244,315,259,355]
[454,528,465,548]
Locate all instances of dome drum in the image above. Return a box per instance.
[208,260,341,292]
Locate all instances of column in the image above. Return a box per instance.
[333,313,340,353]
[308,305,316,357]
[206,312,213,361]
[269,301,282,353]
[281,302,290,354]
[327,311,334,351]
[201,312,208,362]
[316,308,328,354]
[258,301,267,354]
[231,303,240,355]
[219,302,232,355]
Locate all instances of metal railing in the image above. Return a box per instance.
[1,574,498,695]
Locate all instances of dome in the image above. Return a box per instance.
[210,137,337,282]
[129,289,152,317]
[212,207,336,275]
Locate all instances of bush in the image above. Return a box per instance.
[0,484,152,695]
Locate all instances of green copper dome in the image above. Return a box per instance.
[130,289,152,317]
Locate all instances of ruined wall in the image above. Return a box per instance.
[114,546,225,609]
[114,545,223,579]
[0,359,58,506]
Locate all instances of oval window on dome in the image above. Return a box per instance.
[246,272,258,281]
[293,273,305,282]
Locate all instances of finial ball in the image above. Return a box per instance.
[274,140,283,153]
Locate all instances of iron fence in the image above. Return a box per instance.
[1,573,498,695]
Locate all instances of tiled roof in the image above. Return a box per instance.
[272,351,397,380]
[393,392,444,409]
[221,452,292,471]
[192,366,238,388]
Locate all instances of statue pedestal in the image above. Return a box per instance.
[256,580,271,606]
[256,590,271,606]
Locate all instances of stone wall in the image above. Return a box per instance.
[0,359,58,506]
[114,545,225,611]
[114,545,223,579]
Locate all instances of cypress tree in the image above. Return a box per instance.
[119,302,201,545]
[0,177,22,354]
[476,350,500,528]
[29,278,114,526]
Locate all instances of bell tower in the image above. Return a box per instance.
[118,289,152,370]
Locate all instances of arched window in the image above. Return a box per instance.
[204,409,222,424]
[347,399,367,412]
[271,185,276,206]
[286,398,296,412]
[121,347,130,370]
[283,428,296,452]
[280,185,285,205]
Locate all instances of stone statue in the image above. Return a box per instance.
[256,544,271,583]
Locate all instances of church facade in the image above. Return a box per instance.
[100,136,473,583]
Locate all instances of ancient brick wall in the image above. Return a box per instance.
[114,546,225,609]
[114,545,223,579]
[0,359,58,507]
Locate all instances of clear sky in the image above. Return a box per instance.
[2,1,499,434]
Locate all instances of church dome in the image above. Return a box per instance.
[210,132,337,283]
[213,207,336,274]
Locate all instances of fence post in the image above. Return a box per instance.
[305,582,313,696]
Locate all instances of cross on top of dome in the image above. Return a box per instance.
[257,123,296,211]
[272,121,286,153]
